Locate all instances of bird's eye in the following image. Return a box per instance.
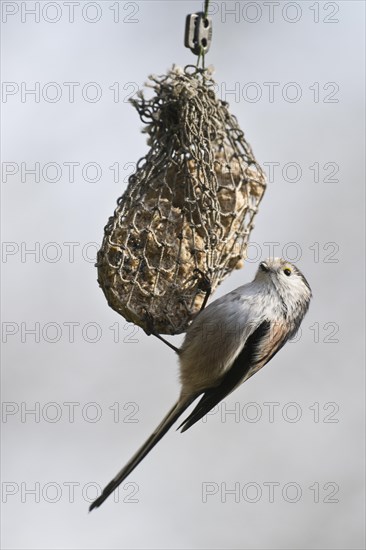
[283,268,292,276]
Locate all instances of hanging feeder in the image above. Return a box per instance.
[96,10,266,335]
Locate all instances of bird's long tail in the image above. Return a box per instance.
[89,396,195,511]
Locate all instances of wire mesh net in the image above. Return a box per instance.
[97,65,266,335]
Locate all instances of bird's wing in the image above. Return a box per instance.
[178,319,289,432]
[179,289,258,392]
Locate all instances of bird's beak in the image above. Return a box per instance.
[259,262,269,272]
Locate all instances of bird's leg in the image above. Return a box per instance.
[153,333,180,354]
[195,269,212,312]
[143,310,180,354]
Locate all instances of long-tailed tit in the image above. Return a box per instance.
[90,257,312,511]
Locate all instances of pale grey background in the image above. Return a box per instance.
[1,1,365,549]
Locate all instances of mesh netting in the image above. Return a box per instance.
[97,65,266,335]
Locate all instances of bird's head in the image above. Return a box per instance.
[256,258,312,317]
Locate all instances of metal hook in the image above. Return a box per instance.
[184,12,212,56]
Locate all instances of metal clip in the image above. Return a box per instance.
[184,12,212,56]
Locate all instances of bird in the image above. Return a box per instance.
[89,258,312,511]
